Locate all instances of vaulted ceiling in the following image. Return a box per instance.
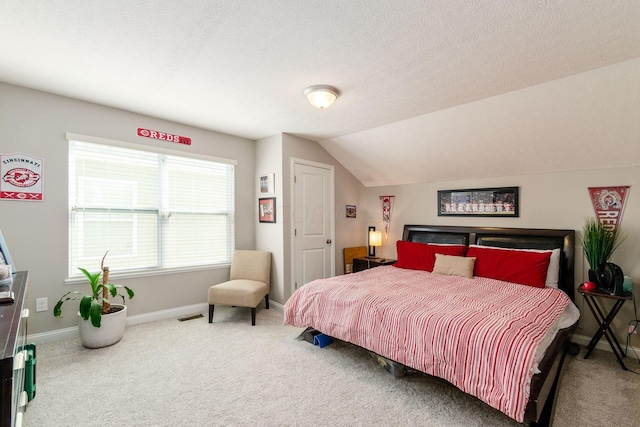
[2,1,639,186]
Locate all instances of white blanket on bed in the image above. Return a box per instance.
[284,266,571,422]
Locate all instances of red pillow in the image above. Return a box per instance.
[395,240,432,271]
[466,246,551,288]
[430,244,467,266]
[395,241,467,272]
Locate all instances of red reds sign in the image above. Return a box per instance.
[1,153,44,201]
[137,128,191,145]
[588,186,630,233]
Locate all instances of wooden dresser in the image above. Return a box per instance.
[0,271,28,427]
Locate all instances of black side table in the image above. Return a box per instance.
[352,257,396,273]
[578,284,632,370]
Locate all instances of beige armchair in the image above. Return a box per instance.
[208,250,271,326]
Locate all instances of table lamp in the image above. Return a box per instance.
[368,227,382,258]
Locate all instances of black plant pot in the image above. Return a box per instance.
[588,269,600,286]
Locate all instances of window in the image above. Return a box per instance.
[68,137,235,277]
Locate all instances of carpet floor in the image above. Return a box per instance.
[24,306,640,426]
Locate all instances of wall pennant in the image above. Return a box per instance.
[1,153,44,201]
[588,186,630,233]
[379,195,395,240]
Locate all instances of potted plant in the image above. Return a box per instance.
[581,217,624,284]
[54,252,134,348]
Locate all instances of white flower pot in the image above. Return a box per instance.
[78,304,127,349]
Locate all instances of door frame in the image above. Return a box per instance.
[290,157,335,297]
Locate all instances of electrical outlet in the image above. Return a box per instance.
[36,297,48,312]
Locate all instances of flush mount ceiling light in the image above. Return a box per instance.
[303,85,339,109]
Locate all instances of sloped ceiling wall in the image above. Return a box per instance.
[319,58,640,186]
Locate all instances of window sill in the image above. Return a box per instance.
[64,263,230,285]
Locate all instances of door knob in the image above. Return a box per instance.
[326,239,332,244]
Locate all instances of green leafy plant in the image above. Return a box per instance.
[581,217,624,271]
[54,252,134,327]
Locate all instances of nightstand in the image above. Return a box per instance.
[578,284,632,370]
[352,257,396,273]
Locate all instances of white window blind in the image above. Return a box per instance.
[68,139,235,276]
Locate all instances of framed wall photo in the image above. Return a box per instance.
[346,205,356,218]
[437,187,519,217]
[259,173,275,195]
[258,197,276,223]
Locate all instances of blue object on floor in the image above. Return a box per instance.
[313,333,333,348]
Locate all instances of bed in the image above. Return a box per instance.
[284,225,578,426]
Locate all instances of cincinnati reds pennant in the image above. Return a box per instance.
[588,186,630,233]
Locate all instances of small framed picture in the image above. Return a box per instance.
[259,173,275,195]
[346,205,356,218]
[259,197,276,223]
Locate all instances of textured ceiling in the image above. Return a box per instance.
[1,1,640,186]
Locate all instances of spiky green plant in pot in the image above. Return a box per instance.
[581,217,624,272]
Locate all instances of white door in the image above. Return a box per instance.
[292,160,334,293]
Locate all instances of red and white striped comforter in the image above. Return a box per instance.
[283,266,571,422]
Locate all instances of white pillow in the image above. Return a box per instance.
[468,245,560,288]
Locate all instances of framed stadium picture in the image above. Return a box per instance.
[437,187,519,217]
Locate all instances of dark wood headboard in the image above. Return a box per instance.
[402,225,576,301]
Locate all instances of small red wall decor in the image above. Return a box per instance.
[137,128,191,145]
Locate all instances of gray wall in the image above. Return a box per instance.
[0,83,256,334]
[255,134,284,303]
[255,133,366,304]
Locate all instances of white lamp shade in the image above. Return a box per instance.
[369,230,382,247]
[303,85,338,109]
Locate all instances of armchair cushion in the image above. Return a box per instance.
[208,279,268,308]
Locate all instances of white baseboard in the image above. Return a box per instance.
[27,302,209,345]
[29,326,79,344]
[27,300,284,345]
[126,302,209,326]
[269,300,284,311]
[30,301,638,352]
[28,303,640,355]
[571,333,640,356]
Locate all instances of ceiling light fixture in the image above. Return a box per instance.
[303,85,339,109]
